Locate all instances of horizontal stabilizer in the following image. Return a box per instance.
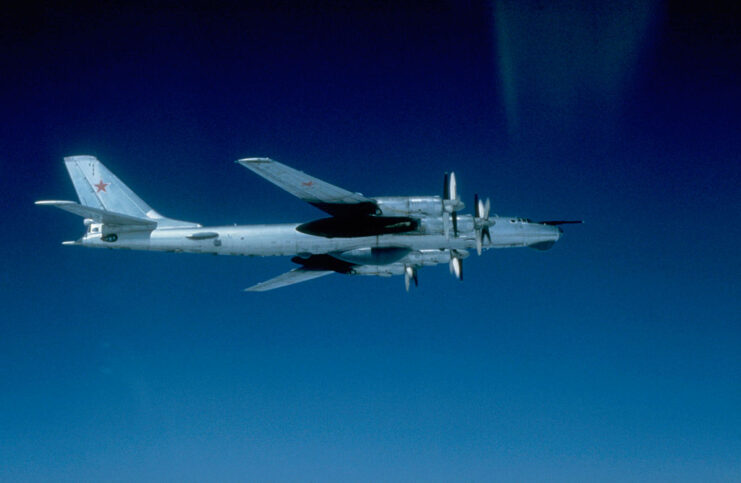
[35,200,157,229]
[246,268,334,292]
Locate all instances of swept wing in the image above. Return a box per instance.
[236,157,379,217]
[245,268,334,292]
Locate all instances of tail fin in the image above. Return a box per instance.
[64,155,156,219]
[38,155,199,228]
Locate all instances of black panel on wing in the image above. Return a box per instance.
[291,254,355,274]
[309,201,380,218]
[297,216,418,238]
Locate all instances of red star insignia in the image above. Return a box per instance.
[95,180,108,192]
[302,181,314,187]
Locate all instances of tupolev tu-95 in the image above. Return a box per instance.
[37,156,580,291]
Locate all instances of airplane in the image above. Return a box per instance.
[36,155,581,291]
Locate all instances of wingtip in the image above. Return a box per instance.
[64,155,98,163]
[35,200,73,206]
[236,157,274,165]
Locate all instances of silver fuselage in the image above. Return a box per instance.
[81,214,560,260]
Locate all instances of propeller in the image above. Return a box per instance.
[473,193,493,255]
[443,172,464,237]
[404,265,418,292]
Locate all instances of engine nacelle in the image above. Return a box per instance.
[406,249,458,266]
[375,196,443,217]
[350,264,406,277]
[347,249,464,277]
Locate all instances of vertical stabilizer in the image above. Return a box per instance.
[61,155,199,228]
[64,155,155,218]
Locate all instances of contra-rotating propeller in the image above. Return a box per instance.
[443,172,464,237]
[473,193,494,255]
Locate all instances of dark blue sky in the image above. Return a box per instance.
[2,2,739,480]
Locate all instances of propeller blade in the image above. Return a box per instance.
[474,194,491,255]
[474,195,491,221]
[443,172,462,238]
[449,256,462,281]
[404,266,418,292]
[475,225,492,256]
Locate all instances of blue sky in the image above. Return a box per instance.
[2,2,739,480]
